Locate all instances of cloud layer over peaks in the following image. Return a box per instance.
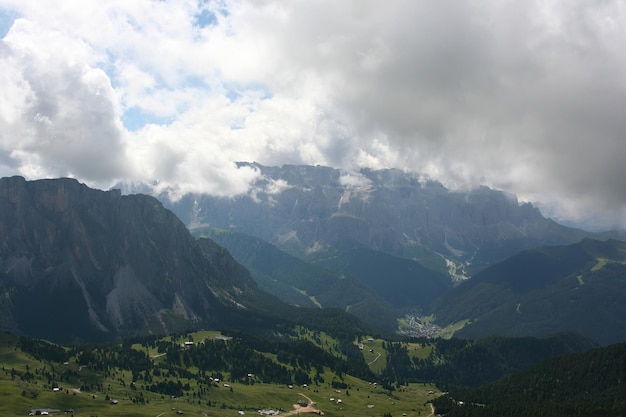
[0,0,625,229]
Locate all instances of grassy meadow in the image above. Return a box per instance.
[0,331,440,417]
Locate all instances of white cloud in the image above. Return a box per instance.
[339,172,372,190]
[0,18,129,187]
[264,178,291,195]
[0,0,625,229]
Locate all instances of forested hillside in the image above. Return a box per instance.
[431,341,626,416]
[377,332,595,387]
[430,239,626,344]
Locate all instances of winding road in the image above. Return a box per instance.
[367,350,382,366]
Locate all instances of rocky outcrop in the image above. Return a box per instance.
[0,176,259,343]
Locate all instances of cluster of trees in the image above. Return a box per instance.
[165,337,295,385]
[161,332,375,386]
[19,337,69,362]
[74,343,152,373]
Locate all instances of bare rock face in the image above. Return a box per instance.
[0,176,259,343]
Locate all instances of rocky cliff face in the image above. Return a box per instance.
[165,163,592,275]
[0,176,259,343]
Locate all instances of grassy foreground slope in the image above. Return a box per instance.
[0,331,439,417]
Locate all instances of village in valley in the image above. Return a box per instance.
[397,315,442,338]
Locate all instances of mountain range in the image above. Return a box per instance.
[160,163,626,343]
[163,163,609,278]
[2,166,626,346]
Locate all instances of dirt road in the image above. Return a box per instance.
[281,393,324,416]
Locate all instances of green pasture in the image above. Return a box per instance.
[1,369,438,417]
[358,337,388,374]
[0,331,440,417]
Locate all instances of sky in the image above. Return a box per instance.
[0,0,625,230]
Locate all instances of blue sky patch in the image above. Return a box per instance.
[0,8,18,38]
[194,8,218,28]
[121,107,175,131]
